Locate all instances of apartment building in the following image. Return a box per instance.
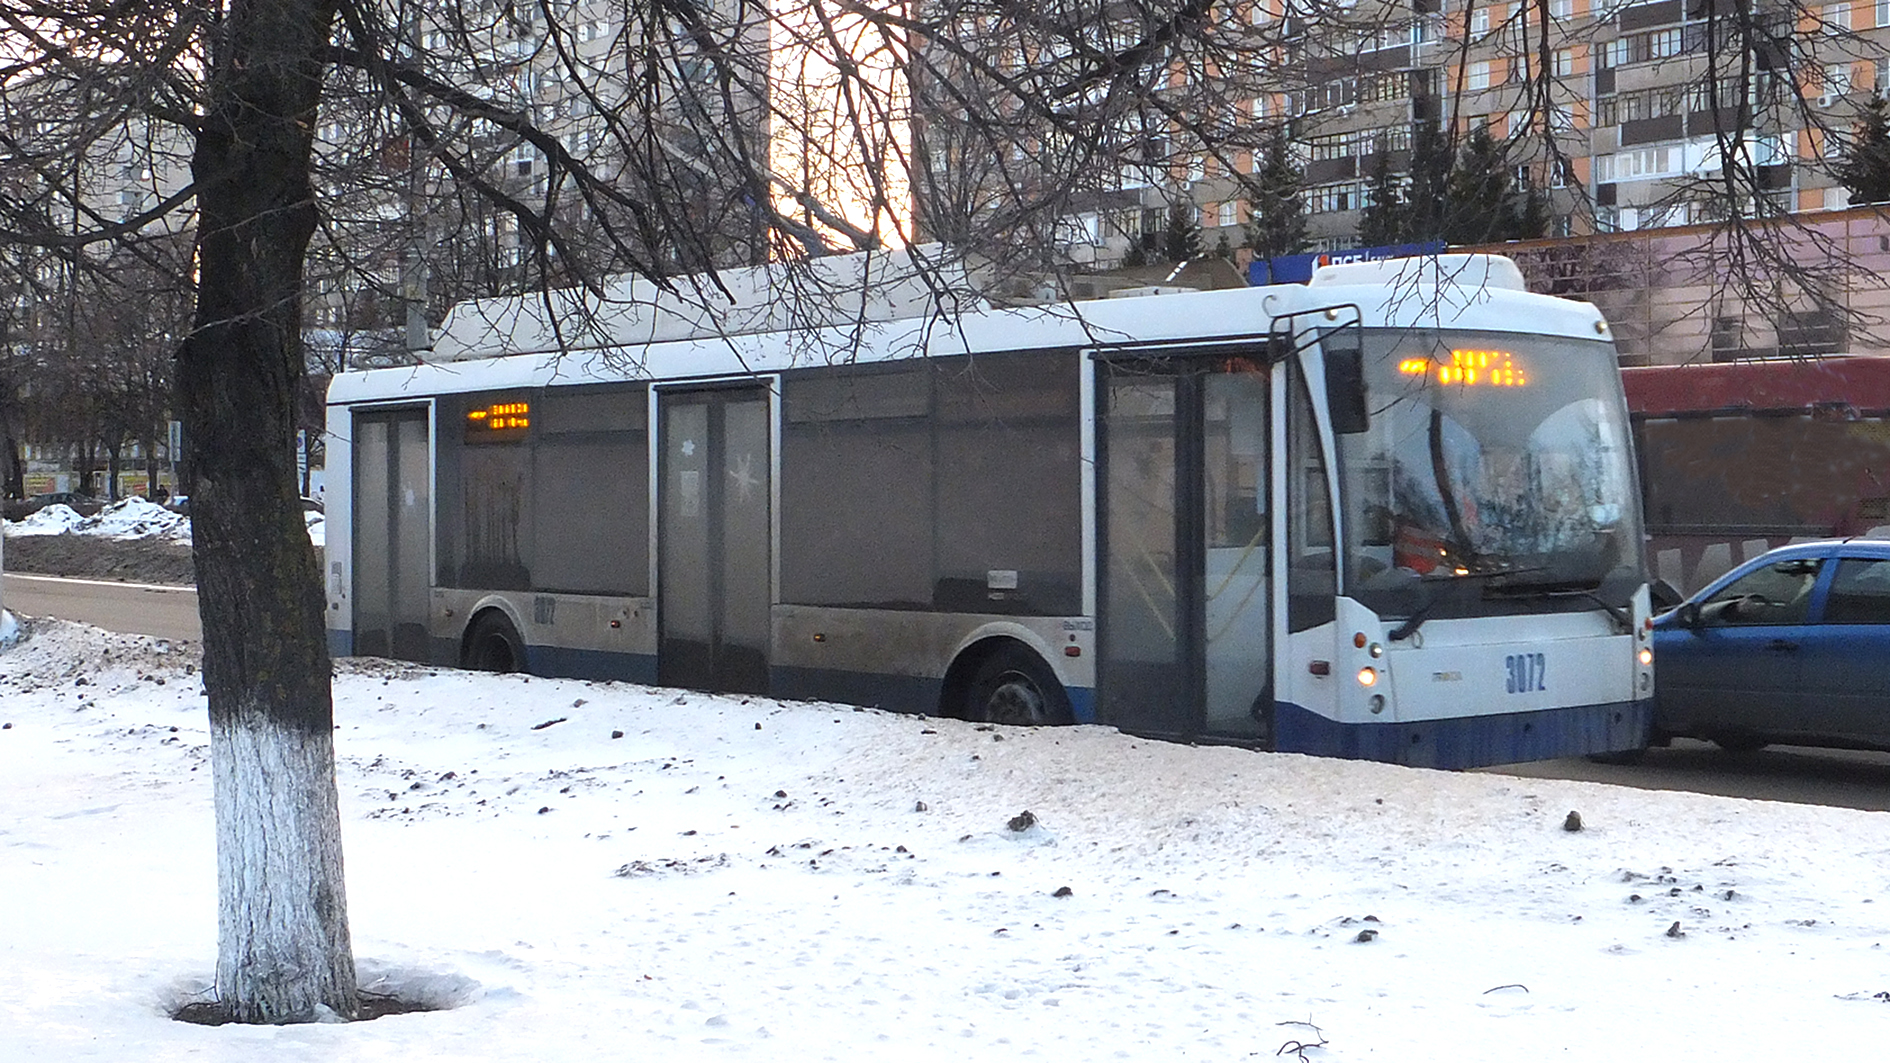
[1025,0,1890,268]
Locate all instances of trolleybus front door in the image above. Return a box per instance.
[353,407,432,662]
[1099,361,1272,742]
[659,387,772,695]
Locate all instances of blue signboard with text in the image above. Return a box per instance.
[1248,241,1447,286]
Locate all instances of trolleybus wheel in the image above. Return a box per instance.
[965,645,1073,727]
[464,612,524,673]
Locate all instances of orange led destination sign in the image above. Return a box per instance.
[467,401,531,431]
[1397,349,1528,387]
[464,399,531,443]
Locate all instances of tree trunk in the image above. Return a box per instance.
[177,0,355,1024]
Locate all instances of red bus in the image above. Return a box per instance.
[1623,356,1890,597]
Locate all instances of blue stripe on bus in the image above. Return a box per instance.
[1272,697,1655,770]
[528,645,659,685]
[770,665,942,714]
[344,629,1639,765]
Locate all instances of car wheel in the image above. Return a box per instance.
[1711,734,1768,753]
[964,645,1073,727]
[463,612,525,673]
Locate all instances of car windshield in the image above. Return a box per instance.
[1338,327,1645,619]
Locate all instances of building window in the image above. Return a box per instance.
[1308,183,1361,213]
[1594,144,1683,182]
[1824,1,1853,31]
[1822,63,1855,100]
[1218,200,1239,228]
[1470,6,1491,34]
[1550,0,1574,17]
[1553,47,1576,77]
[1465,60,1492,91]
[1303,131,1356,161]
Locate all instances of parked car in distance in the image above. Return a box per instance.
[3,492,106,521]
[1651,539,1890,754]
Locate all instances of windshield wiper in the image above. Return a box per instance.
[1388,599,1435,642]
[1480,580,1632,633]
[1388,565,1546,641]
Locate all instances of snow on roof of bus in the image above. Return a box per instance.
[1308,253,1529,293]
[429,246,991,362]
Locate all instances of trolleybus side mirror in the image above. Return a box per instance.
[1325,343,1369,435]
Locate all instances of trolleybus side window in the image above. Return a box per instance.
[781,363,933,610]
[440,390,535,590]
[533,384,650,597]
[436,384,652,597]
[935,353,1081,614]
[779,353,1081,616]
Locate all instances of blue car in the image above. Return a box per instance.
[1652,539,1890,753]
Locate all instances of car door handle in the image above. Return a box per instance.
[1766,639,1799,653]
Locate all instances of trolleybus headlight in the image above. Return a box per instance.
[1638,647,1653,666]
[1356,666,1378,687]
[1368,642,1384,659]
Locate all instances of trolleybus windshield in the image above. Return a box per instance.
[1338,328,1644,620]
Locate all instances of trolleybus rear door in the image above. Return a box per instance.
[1097,358,1272,742]
[658,387,772,695]
[353,407,432,662]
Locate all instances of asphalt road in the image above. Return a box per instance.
[1486,740,1890,812]
[7,572,1889,811]
[2,571,202,642]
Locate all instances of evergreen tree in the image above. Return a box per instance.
[1839,94,1890,205]
[1512,173,1551,240]
[1246,132,1310,260]
[1404,121,1454,243]
[1163,201,1203,262]
[1442,127,1519,244]
[1357,147,1407,246]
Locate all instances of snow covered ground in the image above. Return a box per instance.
[3,496,324,547]
[2,618,1888,1062]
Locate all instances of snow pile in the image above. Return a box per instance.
[3,619,1889,1062]
[0,608,16,646]
[4,502,89,536]
[79,496,191,541]
[4,497,323,546]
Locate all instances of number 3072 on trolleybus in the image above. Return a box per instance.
[325,250,1655,769]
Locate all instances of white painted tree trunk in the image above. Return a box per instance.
[212,712,356,1022]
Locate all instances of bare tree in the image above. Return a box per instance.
[4,0,1884,1029]
[0,0,1289,1026]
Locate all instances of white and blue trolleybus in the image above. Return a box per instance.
[325,251,1655,768]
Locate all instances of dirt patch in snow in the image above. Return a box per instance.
[3,533,196,585]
